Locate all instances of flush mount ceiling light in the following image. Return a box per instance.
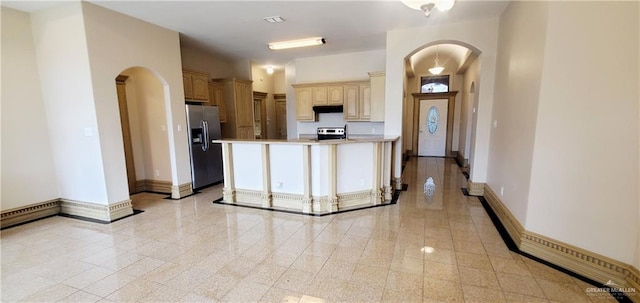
[429,46,444,75]
[268,37,326,50]
[401,0,456,17]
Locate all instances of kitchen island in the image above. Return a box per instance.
[212,136,399,214]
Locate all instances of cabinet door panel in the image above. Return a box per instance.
[214,84,226,122]
[327,85,344,105]
[343,84,359,121]
[312,87,328,105]
[208,82,227,122]
[183,74,193,100]
[359,84,371,121]
[191,74,209,101]
[296,88,314,121]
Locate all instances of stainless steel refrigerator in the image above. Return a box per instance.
[186,104,223,189]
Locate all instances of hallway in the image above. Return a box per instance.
[0,157,613,302]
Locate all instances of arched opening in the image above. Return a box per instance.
[402,40,482,168]
[115,67,173,195]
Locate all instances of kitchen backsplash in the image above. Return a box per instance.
[296,112,384,135]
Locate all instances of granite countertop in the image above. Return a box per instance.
[213,135,399,145]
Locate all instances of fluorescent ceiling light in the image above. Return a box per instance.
[268,37,326,50]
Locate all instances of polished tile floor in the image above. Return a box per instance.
[1,157,615,302]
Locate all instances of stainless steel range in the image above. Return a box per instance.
[317,126,346,140]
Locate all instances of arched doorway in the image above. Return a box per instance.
[115,67,173,195]
[402,41,481,166]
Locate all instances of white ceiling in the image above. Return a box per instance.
[2,0,510,69]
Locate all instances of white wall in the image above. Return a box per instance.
[487,1,548,225]
[1,7,59,210]
[295,49,386,83]
[526,1,639,265]
[385,18,500,184]
[121,68,172,182]
[273,70,286,94]
[81,2,191,201]
[31,2,110,204]
[180,43,235,79]
[459,58,480,161]
[292,49,386,136]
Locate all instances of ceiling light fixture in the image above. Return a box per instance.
[266,66,274,74]
[268,37,326,50]
[429,46,444,75]
[400,0,456,17]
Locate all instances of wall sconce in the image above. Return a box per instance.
[266,66,274,75]
[401,0,456,17]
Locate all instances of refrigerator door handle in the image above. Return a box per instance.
[202,120,209,151]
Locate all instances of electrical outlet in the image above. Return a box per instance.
[177,124,182,132]
[500,186,504,197]
[493,120,498,128]
[155,170,160,177]
[360,179,365,186]
[161,124,166,131]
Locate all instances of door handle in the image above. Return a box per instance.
[202,120,209,151]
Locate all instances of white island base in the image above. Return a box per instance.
[214,137,399,215]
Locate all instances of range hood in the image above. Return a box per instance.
[313,105,343,113]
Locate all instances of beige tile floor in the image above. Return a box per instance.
[1,157,616,302]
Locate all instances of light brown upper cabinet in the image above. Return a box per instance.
[208,81,227,123]
[312,87,328,106]
[358,83,372,121]
[368,72,385,122]
[293,73,385,122]
[183,70,209,102]
[343,84,360,121]
[295,87,314,121]
[215,78,254,139]
[327,85,344,105]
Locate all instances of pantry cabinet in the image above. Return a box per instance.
[215,78,254,139]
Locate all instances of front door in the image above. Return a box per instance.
[418,99,448,157]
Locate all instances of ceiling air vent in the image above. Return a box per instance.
[263,16,285,23]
